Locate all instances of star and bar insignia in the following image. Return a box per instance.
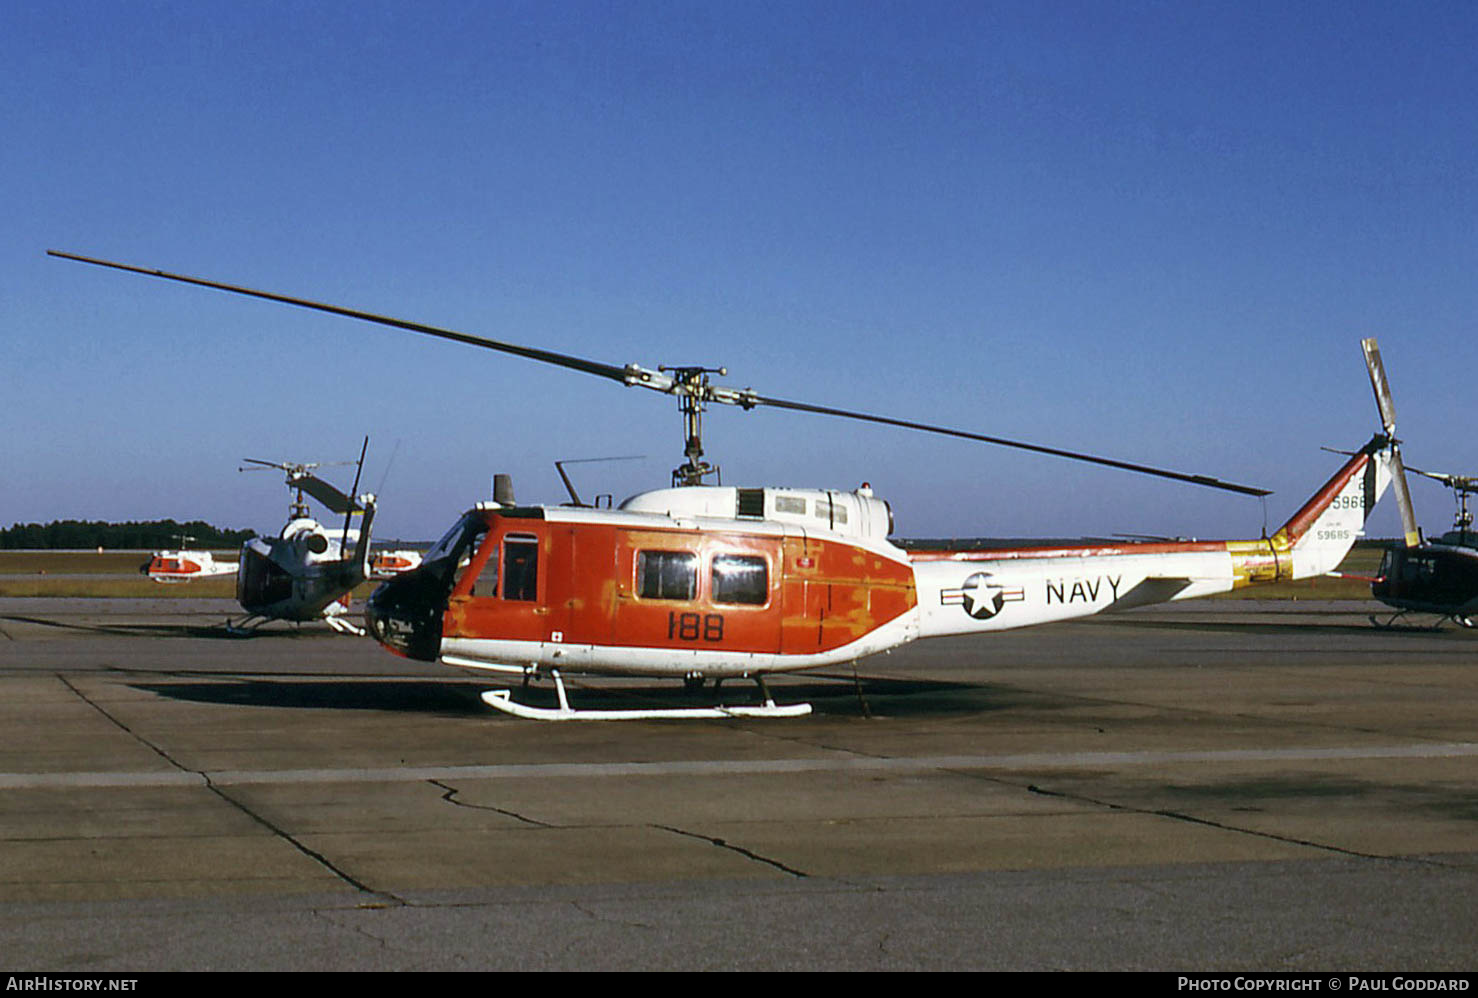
[940,572,1026,619]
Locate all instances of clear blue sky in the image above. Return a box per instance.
[5,1,1475,542]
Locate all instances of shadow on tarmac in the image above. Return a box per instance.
[0,613,327,640]
[1094,613,1478,641]
[127,673,1014,719]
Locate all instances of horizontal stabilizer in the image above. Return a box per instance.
[1106,577,1194,611]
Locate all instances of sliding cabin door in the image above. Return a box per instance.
[612,530,782,655]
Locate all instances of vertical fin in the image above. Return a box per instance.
[1274,440,1393,579]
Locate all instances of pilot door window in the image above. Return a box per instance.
[501,535,539,601]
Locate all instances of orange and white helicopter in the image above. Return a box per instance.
[53,250,1397,718]
[143,541,237,583]
[369,549,424,581]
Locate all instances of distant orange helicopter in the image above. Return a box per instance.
[143,543,237,583]
[53,250,1396,719]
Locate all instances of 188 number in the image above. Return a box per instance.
[667,611,724,642]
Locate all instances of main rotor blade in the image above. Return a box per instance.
[294,473,360,515]
[1404,465,1478,494]
[47,250,632,384]
[51,249,1269,496]
[749,393,1271,496]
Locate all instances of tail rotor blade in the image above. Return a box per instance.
[1361,338,1399,438]
[1361,337,1420,547]
[1388,449,1423,548]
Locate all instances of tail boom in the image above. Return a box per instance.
[910,439,1393,638]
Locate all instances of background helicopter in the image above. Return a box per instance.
[52,251,1401,720]
[368,548,424,581]
[1359,338,1478,628]
[1407,470,1478,549]
[1378,468,1478,628]
[142,536,237,583]
[227,441,378,635]
[143,449,418,611]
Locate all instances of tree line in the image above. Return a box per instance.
[0,519,256,550]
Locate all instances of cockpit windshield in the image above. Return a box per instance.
[420,513,486,587]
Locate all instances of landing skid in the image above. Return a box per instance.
[478,670,812,721]
[1368,610,1475,631]
[325,615,366,637]
[224,615,365,637]
[224,614,268,636]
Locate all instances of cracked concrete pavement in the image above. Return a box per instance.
[0,597,1475,969]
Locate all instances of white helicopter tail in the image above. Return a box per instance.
[1270,337,1413,580]
[1271,437,1394,580]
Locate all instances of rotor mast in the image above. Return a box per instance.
[660,365,734,487]
[1407,469,1478,545]
[1455,485,1475,542]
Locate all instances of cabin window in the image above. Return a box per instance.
[712,554,768,605]
[1401,555,1437,586]
[637,550,697,600]
[502,535,538,601]
[737,489,765,518]
[775,495,807,515]
[813,499,848,524]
